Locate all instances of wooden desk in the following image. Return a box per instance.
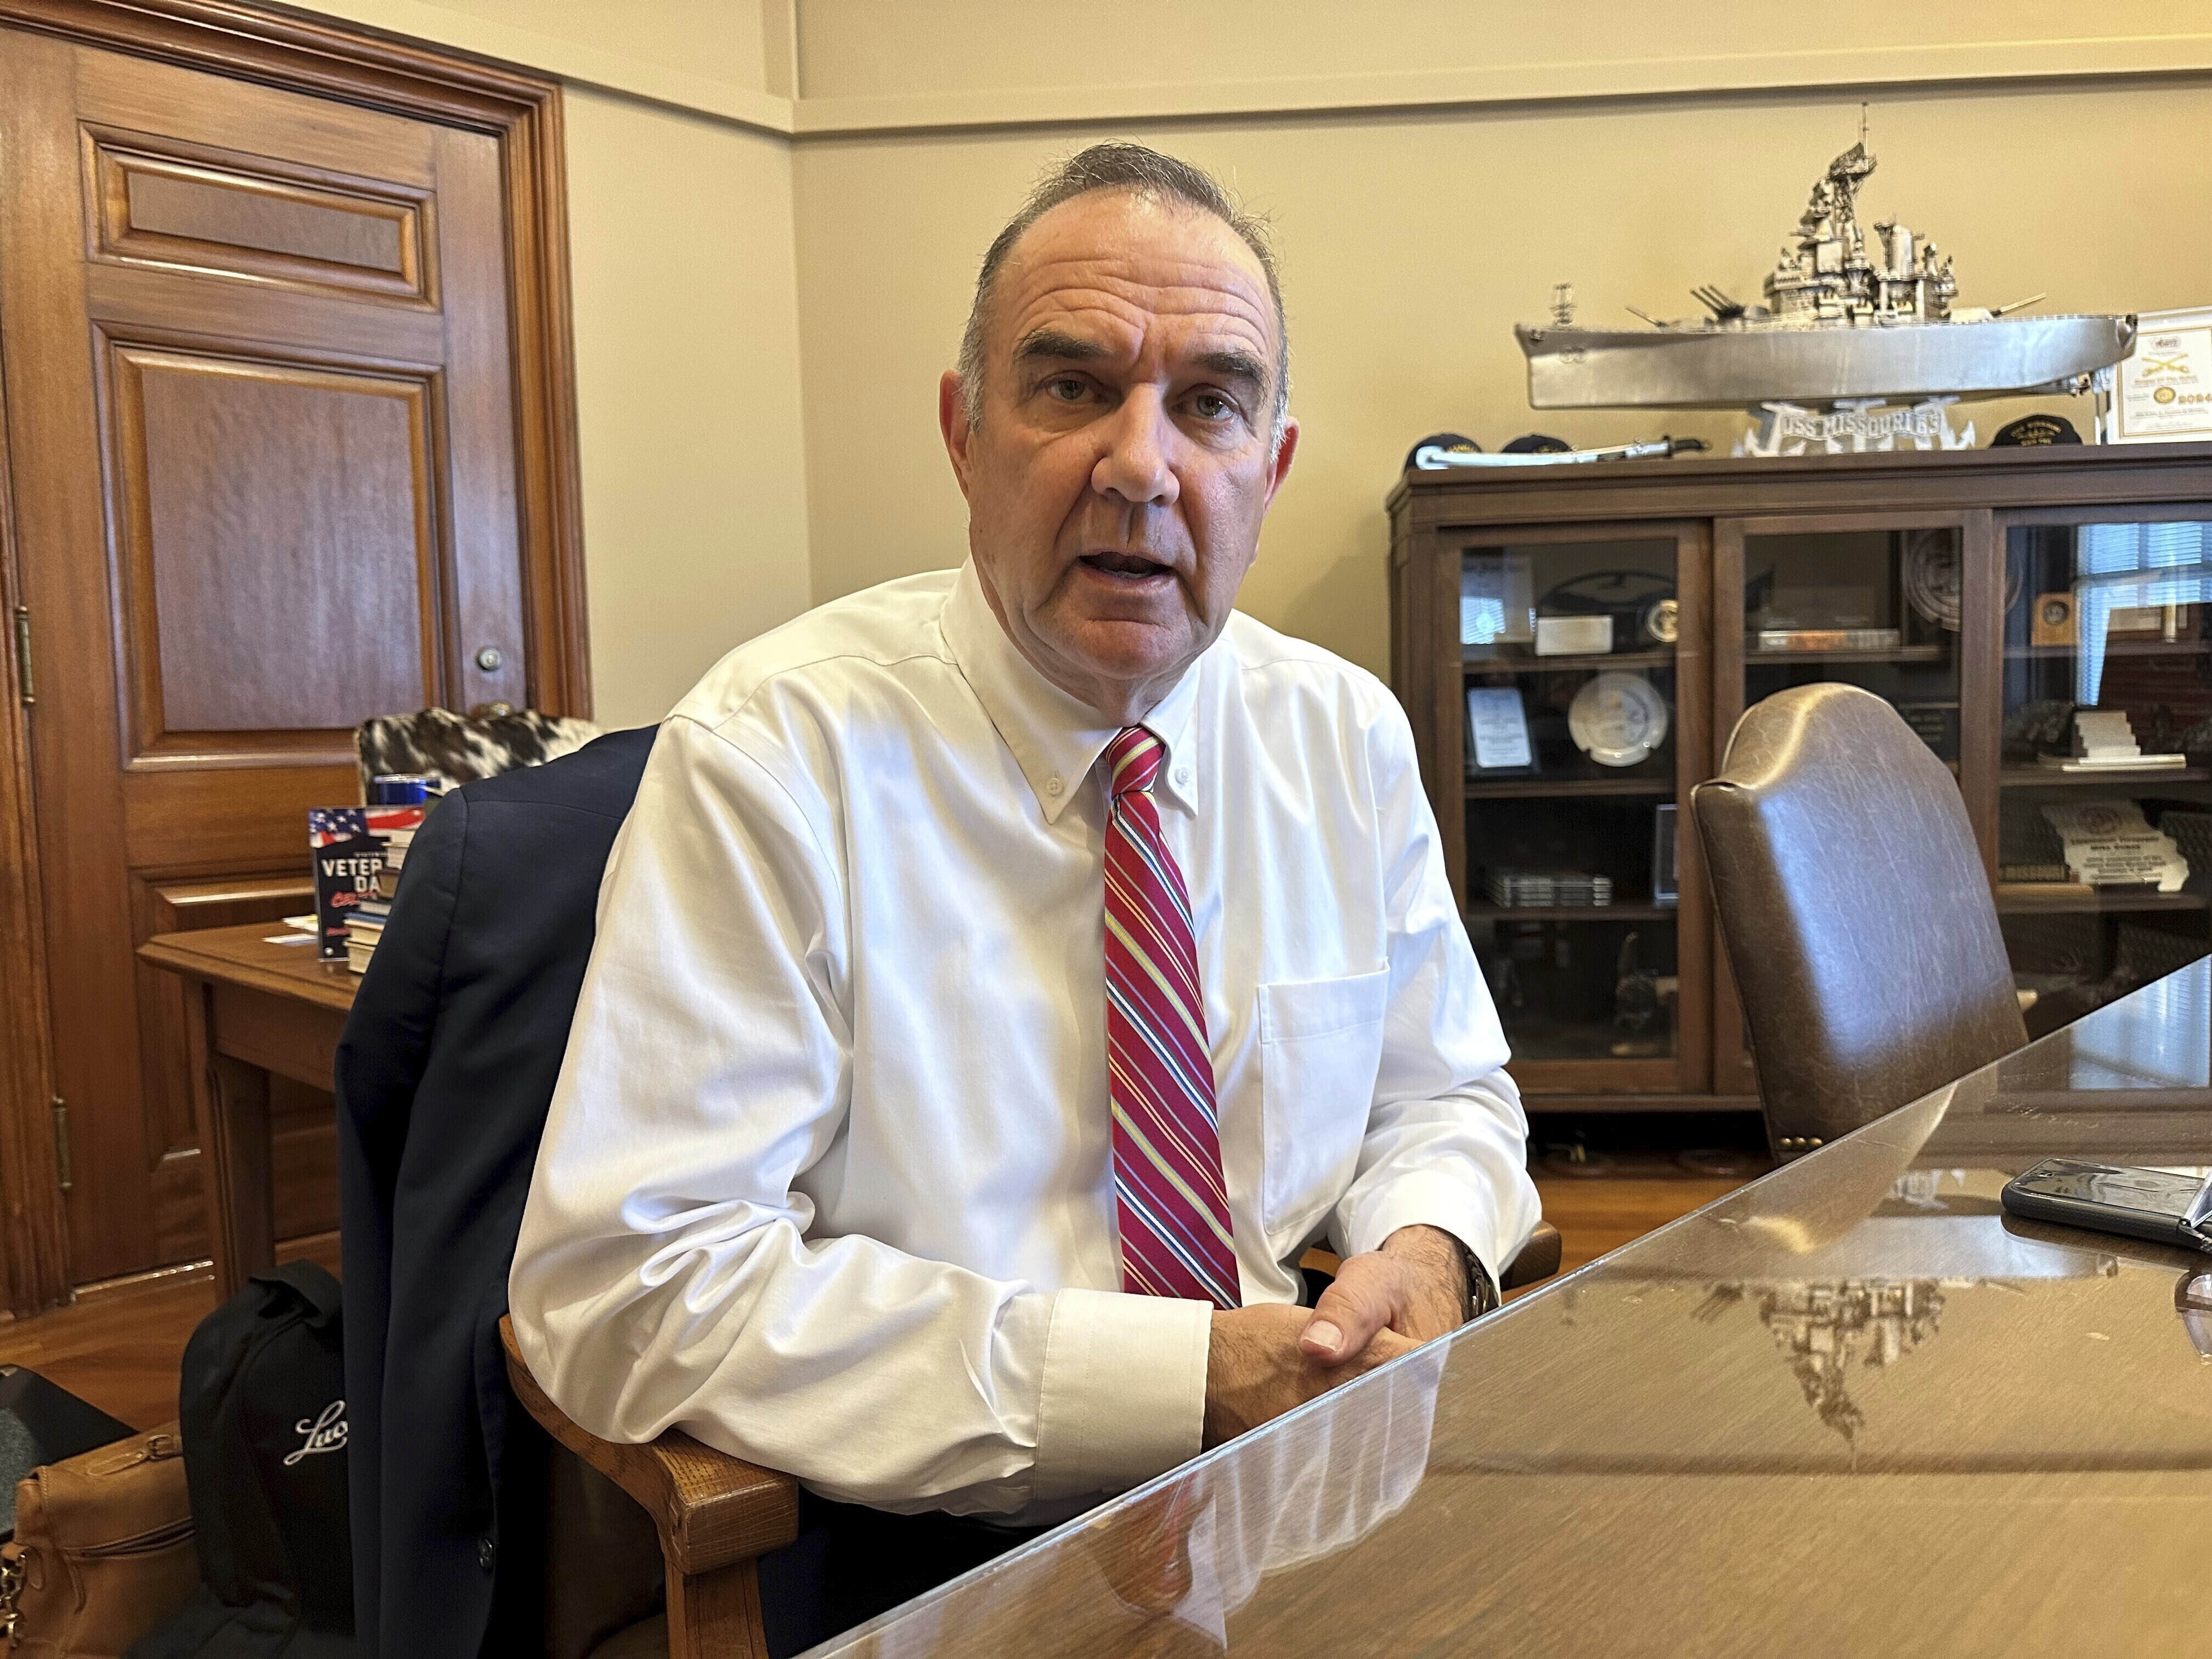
[822,961,2212,1657]
[138,924,358,1298]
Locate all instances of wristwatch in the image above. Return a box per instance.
[1457,1238,1500,1319]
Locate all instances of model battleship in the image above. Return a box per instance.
[1517,120,2135,409]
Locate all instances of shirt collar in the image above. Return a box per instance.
[941,560,1203,825]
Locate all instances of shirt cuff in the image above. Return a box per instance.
[1336,1169,1530,1294]
[1031,1287,1210,1503]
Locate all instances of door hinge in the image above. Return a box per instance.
[50,1097,71,1193]
[12,606,30,706]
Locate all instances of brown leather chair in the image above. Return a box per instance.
[1690,682,2027,1162]
[497,1223,1563,1657]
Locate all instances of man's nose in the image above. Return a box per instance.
[1091,391,1180,508]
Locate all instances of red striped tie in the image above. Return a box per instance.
[1103,726,1239,1309]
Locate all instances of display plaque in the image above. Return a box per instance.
[2111,307,2212,444]
[1465,687,1535,772]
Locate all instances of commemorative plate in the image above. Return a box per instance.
[1569,672,1669,767]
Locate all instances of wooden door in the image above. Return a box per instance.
[0,23,580,1285]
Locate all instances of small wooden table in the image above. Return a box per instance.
[137,923,359,1297]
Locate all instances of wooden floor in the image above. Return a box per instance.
[0,1169,1754,1431]
[0,1234,340,1431]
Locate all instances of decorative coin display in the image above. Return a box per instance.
[1903,531,2023,631]
[1569,672,1669,766]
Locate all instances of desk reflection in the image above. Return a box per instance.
[825,1345,1448,1657]
[825,961,2212,1657]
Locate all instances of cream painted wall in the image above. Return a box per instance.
[418,0,766,92]
[793,81,2212,678]
[563,86,811,727]
[295,2,813,727]
[283,2,2212,704]
[795,0,2209,99]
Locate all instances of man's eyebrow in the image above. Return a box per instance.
[1193,347,1269,393]
[1012,328,1109,365]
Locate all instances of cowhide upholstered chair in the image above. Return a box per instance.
[354,706,601,799]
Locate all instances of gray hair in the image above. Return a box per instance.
[955,142,1290,447]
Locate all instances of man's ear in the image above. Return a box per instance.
[939,370,975,503]
[1261,416,1300,511]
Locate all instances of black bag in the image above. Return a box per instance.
[131,1262,354,1657]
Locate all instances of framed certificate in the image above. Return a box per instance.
[1465,686,1536,774]
[2110,307,2212,444]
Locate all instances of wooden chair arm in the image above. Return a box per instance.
[1500,1221,1562,1291]
[499,1314,800,1576]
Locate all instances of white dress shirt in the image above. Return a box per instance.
[509,561,1538,1525]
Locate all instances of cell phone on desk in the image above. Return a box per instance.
[2001,1158,2212,1254]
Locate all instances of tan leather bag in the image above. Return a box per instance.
[0,1426,196,1658]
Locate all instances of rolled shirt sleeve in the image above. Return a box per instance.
[1328,703,1542,1288]
[508,716,1208,1518]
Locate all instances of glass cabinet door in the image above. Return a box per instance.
[1996,513,2212,1038]
[1734,520,1966,764]
[1711,515,1976,1096]
[1455,528,1708,1096]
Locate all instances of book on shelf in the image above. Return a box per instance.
[1995,881,2096,900]
[1485,868,1613,909]
[1755,628,1902,653]
[2036,753,2187,771]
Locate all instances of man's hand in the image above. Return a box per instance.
[1202,1304,1414,1448]
[1298,1224,1471,1367]
[1200,1227,1480,1448]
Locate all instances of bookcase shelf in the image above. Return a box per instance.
[1464,776,1673,799]
[1467,903,1678,923]
[2000,767,2210,788]
[1996,889,2208,915]
[1391,442,2212,1113]
[1464,648,1675,673]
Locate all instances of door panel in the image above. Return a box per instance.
[107,341,443,749]
[86,125,436,305]
[0,27,539,1281]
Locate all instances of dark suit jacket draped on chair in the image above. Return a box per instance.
[336,725,658,1658]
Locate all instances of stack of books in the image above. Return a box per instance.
[373,823,414,902]
[308,804,425,966]
[345,901,390,973]
[1487,868,1615,908]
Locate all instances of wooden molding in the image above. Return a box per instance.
[0,0,589,1313]
[0,303,72,1319]
[206,9,2212,142]
[788,36,2212,137]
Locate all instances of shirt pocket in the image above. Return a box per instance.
[1256,968,1390,1250]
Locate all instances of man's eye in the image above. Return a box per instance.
[1189,392,1234,420]
[1045,376,1087,402]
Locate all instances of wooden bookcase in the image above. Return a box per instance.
[1387,440,2212,1116]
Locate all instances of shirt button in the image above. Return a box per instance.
[1175,766,1191,786]
[1046,777,1063,796]
[478,1536,496,1571]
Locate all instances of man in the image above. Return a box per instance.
[510,140,1537,1641]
